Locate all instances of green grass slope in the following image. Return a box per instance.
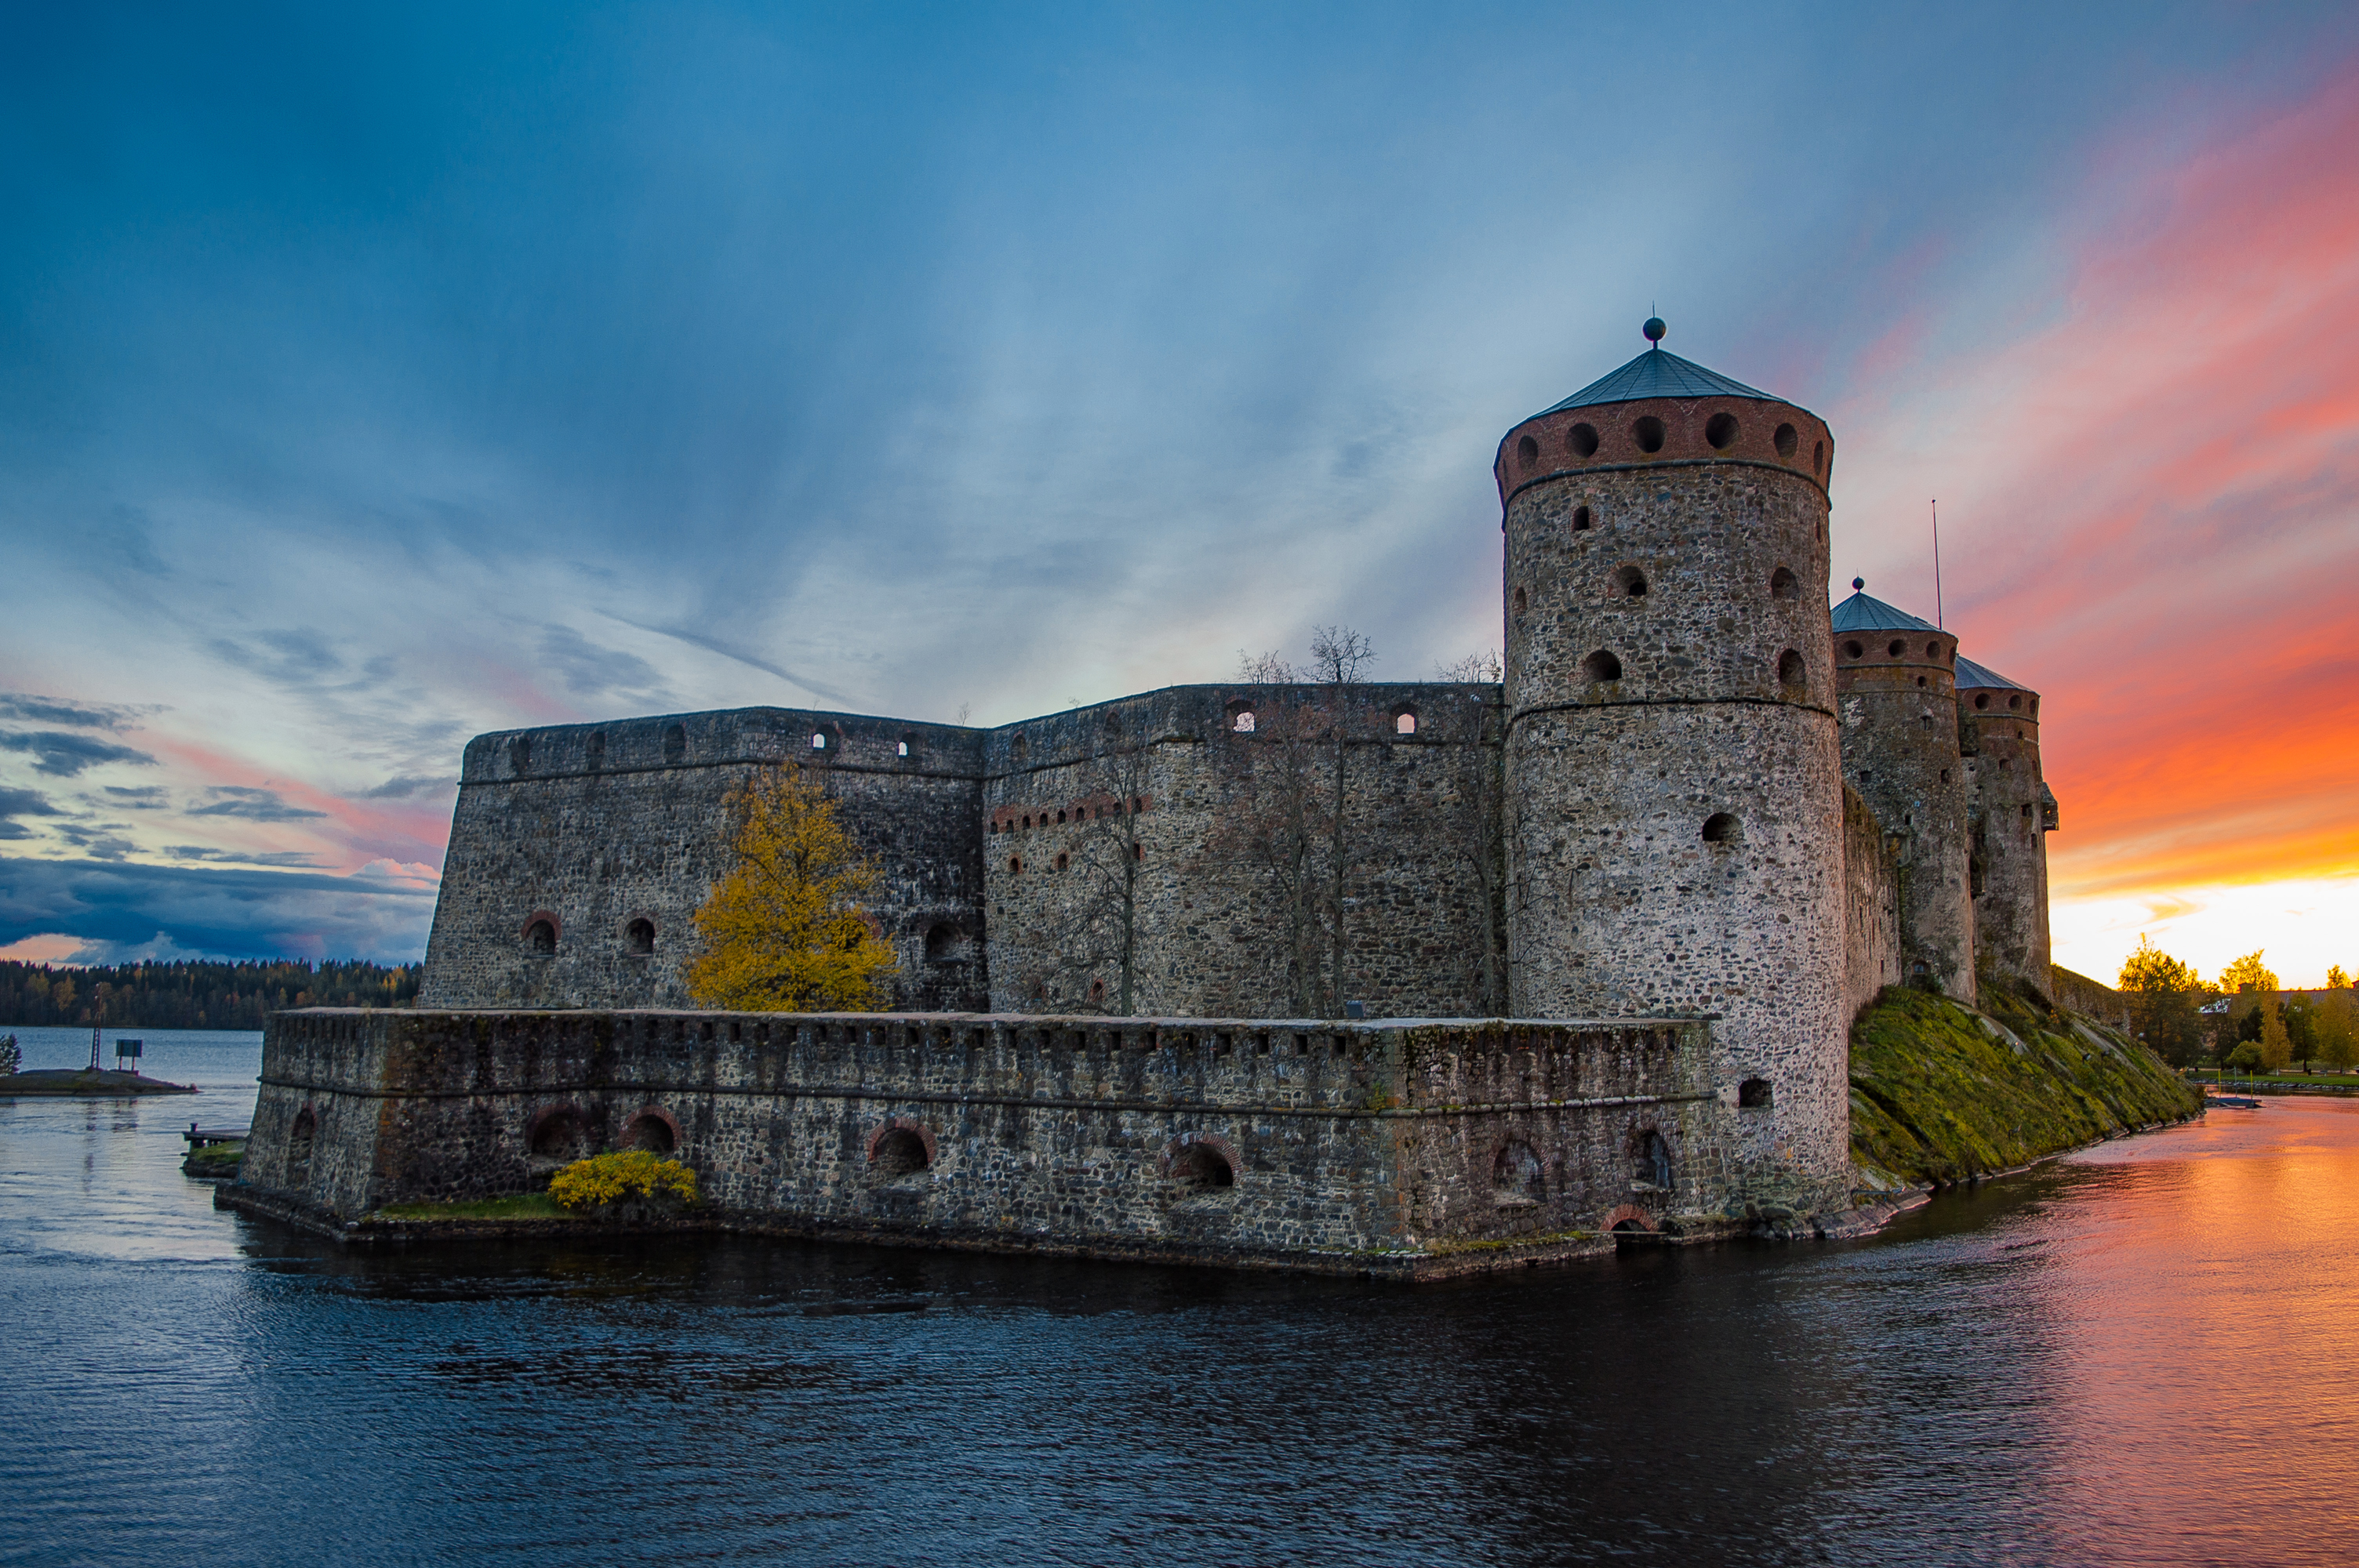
[1850,979,2201,1189]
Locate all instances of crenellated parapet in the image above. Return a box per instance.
[224,1006,1819,1276]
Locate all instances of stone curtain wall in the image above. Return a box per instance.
[237,1007,1763,1275]
[1843,783,1901,1018]
[981,684,1505,1019]
[422,687,1508,1024]
[420,708,991,1013]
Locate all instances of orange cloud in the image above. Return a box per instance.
[1834,64,2359,929]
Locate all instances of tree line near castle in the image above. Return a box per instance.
[2117,938,2356,1074]
[0,960,420,1030]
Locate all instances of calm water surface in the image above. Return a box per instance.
[3,1025,2356,1566]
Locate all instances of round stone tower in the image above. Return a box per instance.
[1956,655,2053,992]
[1497,321,1848,1210]
[1831,583,1976,1001]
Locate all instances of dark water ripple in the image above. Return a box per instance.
[3,1026,2355,1566]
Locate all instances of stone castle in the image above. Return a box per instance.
[228,325,2059,1274]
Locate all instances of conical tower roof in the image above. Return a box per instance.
[1955,655,2033,693]
[1535,345,1775,419]
[1830,586,1939,634]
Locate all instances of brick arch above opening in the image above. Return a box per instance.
[1161,1132,1241,1180]
[620,1105,681,1153]
[864,1116,937,1166]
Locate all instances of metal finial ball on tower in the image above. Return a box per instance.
[1642,316,1667,344]
[1853,577,1865,590]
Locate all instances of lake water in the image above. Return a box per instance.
[3,1025,2356,1566]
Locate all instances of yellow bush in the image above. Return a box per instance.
[547,1151,699,1212]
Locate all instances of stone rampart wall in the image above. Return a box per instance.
[234,1007,1763,1275]
[982,684,1503,1018]
[420,708,990,1012]
[422,686,1506,1023]
[1843,783,1899,1018]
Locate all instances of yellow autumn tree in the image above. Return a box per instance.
[684,768,897,1011]
[2219,950,2279,994]
[2257,995,2294,1073]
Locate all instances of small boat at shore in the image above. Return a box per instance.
[2205,1094,2263,1109]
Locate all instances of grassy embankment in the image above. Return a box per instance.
[371,1192,568,1221]
[1850,979,2202,1190]
[182,1141,245,1178]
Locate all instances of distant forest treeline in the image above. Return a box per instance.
[0,960,420,1030]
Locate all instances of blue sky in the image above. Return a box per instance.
[5,3,2357,980]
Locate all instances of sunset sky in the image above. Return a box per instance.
[2,3,2354,986]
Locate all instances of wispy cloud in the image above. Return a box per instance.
[0,731,158,777]
[357,775,453,800]
[0,785,64,840]
[538,624,671,702]
[600,614,851,706]
[0,693,158,730]
[186,786,329,822]
[164,844,328,868]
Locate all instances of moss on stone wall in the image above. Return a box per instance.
[1849,979,2201,1188]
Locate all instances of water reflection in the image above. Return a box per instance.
[4,1029,2355,1565]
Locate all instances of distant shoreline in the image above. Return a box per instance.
[0,1068,199,1097]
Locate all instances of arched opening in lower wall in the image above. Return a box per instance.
[869,1126,931,1177]
[286,1107,315,1190]
[623,1109,678,1155]
[529,1105,590,1160]
[1169,1142,1235,1189]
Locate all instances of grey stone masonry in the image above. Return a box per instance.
[982,684,1503,1019]
[1959,679,2053,989]
[1497,397,1852,1214]
[1843,783,1901,1018]
[231,1007,1783,1276]
[420,708,991,1013]
[1835,626,1976,1002]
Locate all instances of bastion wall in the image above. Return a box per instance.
[231,1006,1774,1277]
[423,683,1508,1025]
[420,708,992,1013]
[980,684,1503,1019]
[1843,783,1902,1018]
